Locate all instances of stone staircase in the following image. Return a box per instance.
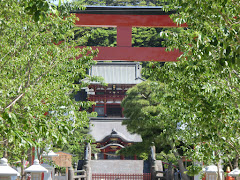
[90,160,150,174]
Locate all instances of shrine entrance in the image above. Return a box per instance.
[106,104,122,117]
[105,152,121,160]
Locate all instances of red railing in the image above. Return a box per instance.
[92,173,151,180]
[88,95,125,101]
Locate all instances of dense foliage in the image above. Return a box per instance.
[122,0,240,178]
[74,0,167,6]
[0,0,96,166]
[157,0,240,167]
[122,81,193,180]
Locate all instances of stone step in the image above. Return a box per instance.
[90,160,150,174]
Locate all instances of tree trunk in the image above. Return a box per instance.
[166,162,174,180]
[21,153,25,180]
[171,145,190,180]
[228,159,233,170]
[3,138,8,158]
[234,154,239,169]
[217,161,221,180]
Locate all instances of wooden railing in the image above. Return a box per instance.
[88,94,125,101]
[155,171,165,179]
[68,167,87,180]
[73,170,86,180]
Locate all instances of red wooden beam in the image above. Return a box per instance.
[74,11,186,62]
[74,14,187,27]
[77,46,181,62]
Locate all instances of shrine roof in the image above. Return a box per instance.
[88,62,144,85]
[71,6,175,15]
[89,118,142,142]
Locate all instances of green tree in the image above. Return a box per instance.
[121,81,194,180]
[121,0,239,177]
[56,126,99,163]
[142,0,240,172]
[0,0,97,168]
[132,27,164,47]
[75,27,117,47]
[74,0,168,6]
[145,58,240,169]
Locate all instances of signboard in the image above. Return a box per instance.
[52,152,72,167]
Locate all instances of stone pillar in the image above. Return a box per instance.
[41,163,54,180]
[68,167,74,180]
[83,143,92,180]
[166,162,174,180]
[150,146,156,180]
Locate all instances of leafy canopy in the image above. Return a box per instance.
[0,0,96,162]
[144,0,240,168]
[123,0,240,175]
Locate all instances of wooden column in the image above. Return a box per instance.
[104,153,107,160]
[104,103,107,116]
[104,96,107,116]
[121,108,124,117]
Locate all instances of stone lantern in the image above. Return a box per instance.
[25,159,48,180]
[205,165,224,180]
[42,150,58,161]
[42,150,59,180]
[0,158,20,180]
[229,168,240,180]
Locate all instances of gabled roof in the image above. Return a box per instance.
[89,62,144,85]
[100,128,132,142]
[90,118,142,142]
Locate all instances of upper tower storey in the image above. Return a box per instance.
[85,61,144,118]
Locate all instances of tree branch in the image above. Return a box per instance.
[1,93,25,112]
[2,56,57,112]
[217,130,240,155]
[0,33,38,69]
[232,70,240,79]
[218,10,240,43]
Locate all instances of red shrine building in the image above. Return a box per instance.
[86,62,143,159]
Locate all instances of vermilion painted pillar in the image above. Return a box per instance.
[104,153,107,159]
[104,103,107,116]
[117,26,132,47]
[121,107,124,117]
[32,147,35,164]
